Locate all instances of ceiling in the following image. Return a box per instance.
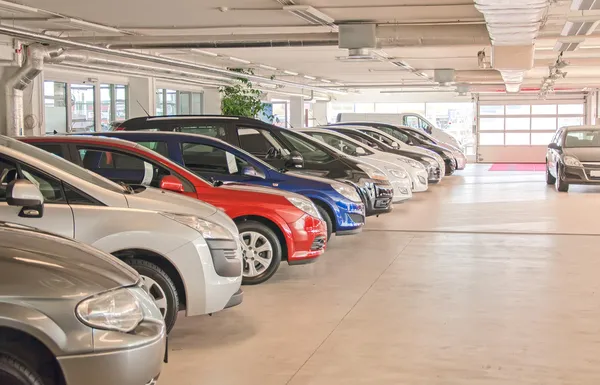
[2,0,600,96]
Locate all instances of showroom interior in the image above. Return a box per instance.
[1,0,600,384]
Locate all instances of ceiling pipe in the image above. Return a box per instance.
[0,25,347,95]
[108,40,339,49]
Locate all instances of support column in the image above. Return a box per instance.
[129,76,156,117]
[311,101,328,126]
[289,96,304,128]
[203,88,221,115]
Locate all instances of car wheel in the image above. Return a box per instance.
[0,355,45,385]
[555,166,569,192]
[125,259,179,333]
[238,221,282,285]
[546,161,556,185]
[315,205,333,241]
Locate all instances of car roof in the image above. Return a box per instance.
[24,135,139,148]
[95,130,240,148]
[563,125,600,131]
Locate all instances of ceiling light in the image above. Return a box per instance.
[0,0,38,13]
[320,79,331,83]
[258,64,277,71]
[554,41,581,51]
[304,75,317,80]
[561,20,600,36]
[229,57,251,64]
[47,18,123,33]
[283,5,335,27]
[283,70,299,76]
[191,49,218,57]
[571,0,600,10]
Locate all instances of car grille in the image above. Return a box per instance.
[311,236,326,251]
[349,213,364,224]
[375,197,392,208]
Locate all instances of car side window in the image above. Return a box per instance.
[181,142,249,176]
[404,116,420,129]
[237,127,288,157]
[374,125,409,143]
[33,144,66,159]
[175,123,228,139]
[278,130,335,163]
[0,157,65,204]
[137,141,170,157]
[0,157,18,202]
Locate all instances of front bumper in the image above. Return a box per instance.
[391,179,413,203]
[563,164,600,185]
[287,214,327,264]
[427,165,442,183]
[454,153,468,170]
[334,200,365,235]
[224,288,243,309]
[58,322,166,385]
[359,180,394,216]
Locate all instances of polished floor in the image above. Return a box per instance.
[161,165,600,385]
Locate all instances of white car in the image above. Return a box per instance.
[298,129,413,203]
[301,128,429,193]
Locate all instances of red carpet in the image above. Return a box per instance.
[488,163,546,172]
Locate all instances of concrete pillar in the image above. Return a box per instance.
[290,96,304,128]
[129,76,156,117]
[203,88,221,115]
[312,101,328,126]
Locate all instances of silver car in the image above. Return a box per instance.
[0,136,243,332]
[0,221,166,385]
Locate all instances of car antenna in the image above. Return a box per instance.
[136,100,150,116]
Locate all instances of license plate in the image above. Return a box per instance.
[591,170,600,178]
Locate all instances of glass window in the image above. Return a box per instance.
[177,123,227,139]
[354,103,375,113]
[425,102,475,156]
[505,133,530,145]
[115,85,128,121]
[278,130,335,163]
[479,118,504,131]
[0,157,18,201]
[272,102,288,127]
[558,117,584,127]
[531,117,557,131]
[398,103,426,115]
[20,165,65,203]
[181,143,248,175]
[532,104,556,115]
[70,84,95,132]
[479,105,504,115]
[564,129,600,148]
[155,89,165,116]
[100,84,112,130]
[505,105,530,115]
[179,92,191,114]
[404,116,420,129]
[531,132,555,145]
[558,104,584,115]
[304,132,372,157]
[44,81,67,134]
[479,133,504,145]
[191,93,203,114]
[505,118,530,131]
[238,127,286,156]
[165,90,177,115]
[375,103,399,113]
[137,141,170,157]
[33,144,65,159]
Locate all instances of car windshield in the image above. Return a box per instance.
[304,132,372,157]
[278,129,336,163]
[564,130,600,148]
[2,137,125,193]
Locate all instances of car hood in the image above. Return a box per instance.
[125,186,218,217]
[0,223,138,299]
[564,147,600,162]
[283,172,335,188]
[221,182,300,199]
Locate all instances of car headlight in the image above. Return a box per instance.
[442,150,454,159]
[563,156,582,167]
[386,167,408,179]
[356,163,388,181]
[76,288,144,333]
[286,196,322,220]
[161,213,233,240]
[423,158,437,167]
[399,158,425,169]
[331,182,362,203]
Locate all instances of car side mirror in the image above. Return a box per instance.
[160,175,185,193]
[391,142,400,149]
[241,166,265,179]
[355,147,366,155]
[548,142,561,150]
[7,179,44,218]
[284,151,304,169]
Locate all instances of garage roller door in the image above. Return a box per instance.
[477,94,586,163]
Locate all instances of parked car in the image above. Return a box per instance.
[22,135,328,285]
[546,125,600,192]
[0,221,166,385]
[322,126,443,184]
[331,122,457,175]
[298,128,420,196]
[114,115,395,216]
[65,131,364,240]
[1,135,242,332]
[336,112,461,148]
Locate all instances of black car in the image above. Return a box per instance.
[116,116,394,216]
[330,122,456,175]
[546,125,600,192]
[322,126,442,183]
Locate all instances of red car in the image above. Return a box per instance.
[22,136,327,284]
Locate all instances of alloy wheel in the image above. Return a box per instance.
[240,231,274,277]
[141,275,168,318]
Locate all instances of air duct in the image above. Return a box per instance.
[475,0,550,92]
[5,43,46,137]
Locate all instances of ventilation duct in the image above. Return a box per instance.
[338,24,377,61]
[475,0,550,92]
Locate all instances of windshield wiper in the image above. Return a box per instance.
[118,181,135,194]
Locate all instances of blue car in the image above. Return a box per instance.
[83,131,366,239]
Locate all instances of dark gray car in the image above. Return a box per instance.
[0,222,166,385]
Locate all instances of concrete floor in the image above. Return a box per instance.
[160,164,600,385]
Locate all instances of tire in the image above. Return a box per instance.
[125,259,179,333]
[445,160,456,176]
[555,166,569,192]
[0,355,44,385]
[315,205,333,241]
[546,162,556,185]
[238,220,282,285]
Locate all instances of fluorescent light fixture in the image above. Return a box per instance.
[47,18,124,34]
[283,70,299,76]
[191,49,218,57]
[505,83,521,93]
[571,0,600,10]
[229,57,251,64]
[258,64,277,70]
[561,20,600,36]
[334,82,345,86]
[555,41,581,51]
[0,0,38,13]
[283,5,335,27]
[320,79,332,83]
[304,75,317,80]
